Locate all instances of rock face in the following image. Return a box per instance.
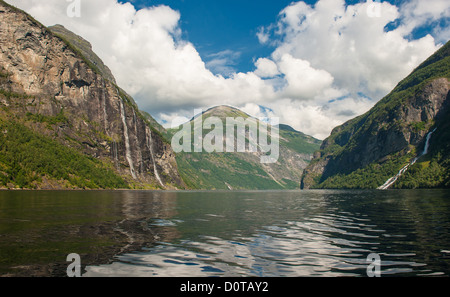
[0,1,185,189]
[48,24,117,85]
[301,41,450,189]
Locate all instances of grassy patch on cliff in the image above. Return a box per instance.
[0,118,128,189]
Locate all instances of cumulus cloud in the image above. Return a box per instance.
[6,0,447,139]
[254,58,280,78]
[267,0,440,99]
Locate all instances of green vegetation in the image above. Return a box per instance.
[26,110,69,127]
[314,152,414,189]
[410,121,427,132]
[0,89,34,100]
[175,153,284,190]
[394,158,449,189]
[279,127,321,155]
[0,118,128,189]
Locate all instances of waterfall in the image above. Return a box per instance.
[112,141,119,169]
[146,127,164,188]
[378,128,437,190]
[422,128,436,156]
[133,109,138,134]
[119,100,137,179]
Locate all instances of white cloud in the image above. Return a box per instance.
[254,58,280,78]
[399,0,450,43]
[6,0,447,140]
[277,54,335,100]
[268,0,440,100]
[256,26,271,45]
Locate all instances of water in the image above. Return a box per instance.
[0,190,449,277]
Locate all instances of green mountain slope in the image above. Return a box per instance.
[168,105,321,190]
[301,41,450,189]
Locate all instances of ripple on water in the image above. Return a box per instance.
[82,191,450,277]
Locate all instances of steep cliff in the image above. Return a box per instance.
[301,41,450,189]
[0,0,185,189]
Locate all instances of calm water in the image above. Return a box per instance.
[0,190,449,277]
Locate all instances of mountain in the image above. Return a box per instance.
[301,40,450,189]
[0,0,185,189]
[168,105,321,190]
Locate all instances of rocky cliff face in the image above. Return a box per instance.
[0,1,185,189]
[301,41,450,189]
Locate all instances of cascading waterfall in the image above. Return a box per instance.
[378,128,437,190]
[119,100,137,179]
[146,127,164,188]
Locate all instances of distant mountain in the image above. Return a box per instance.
[301,40,450,189]
[168,105,321,190]
[0,0,185,189]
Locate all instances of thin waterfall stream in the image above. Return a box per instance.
[119,99,137,179]
[147,127,164,188]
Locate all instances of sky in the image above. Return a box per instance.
[6,0,450,139]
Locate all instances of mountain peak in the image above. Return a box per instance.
[199,105,251,120]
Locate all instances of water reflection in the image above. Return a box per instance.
[0,191,180,276]
[1,190,449,277]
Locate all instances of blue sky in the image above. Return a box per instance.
[121,0,300,74]
[118,0,447,75]
[8,0,450,138]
